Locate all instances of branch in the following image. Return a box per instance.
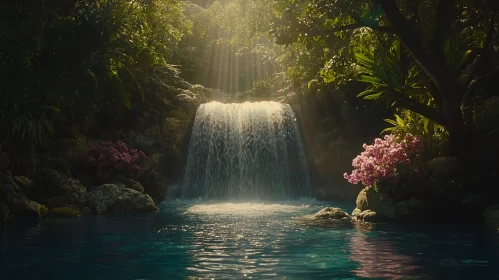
[372,0,449,97]
[393,95,447,126]
[428,81,443,110]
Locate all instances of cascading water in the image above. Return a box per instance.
[182,101,310,200]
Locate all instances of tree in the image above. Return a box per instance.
[271,0,499,157]
[0,0,192,165]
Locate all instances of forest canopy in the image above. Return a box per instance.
[1,0,498,170]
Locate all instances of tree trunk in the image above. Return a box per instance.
[441,85,468,158]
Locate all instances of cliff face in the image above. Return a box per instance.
[281,83,388,202]
[289,96,361,202]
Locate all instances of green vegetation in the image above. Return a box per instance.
[0,0,191,168]
[0,0,498,222]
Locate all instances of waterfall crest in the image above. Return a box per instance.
[182,101,309,199]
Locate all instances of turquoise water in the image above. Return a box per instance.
[1,199,499,279]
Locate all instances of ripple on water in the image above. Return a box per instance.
[1,200,499,280]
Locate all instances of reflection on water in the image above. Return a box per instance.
[349,232,419,278]
[1,201,499,279]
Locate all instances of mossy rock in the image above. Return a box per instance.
[113,175,145,193]
[38,204,49,217]
[50,207,81,218]
[13,176,32,193]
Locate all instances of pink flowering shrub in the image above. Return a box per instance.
[344,133,423,187]
[86,140,147,176]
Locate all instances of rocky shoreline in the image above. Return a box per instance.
[0,169,158,228]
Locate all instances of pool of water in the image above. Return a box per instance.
[1,199,499,279]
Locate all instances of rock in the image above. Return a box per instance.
[354,187,396,220]
[38,203,49,217]
[29,169,87,208]
[312,207,351,220]
[0,179,48,225]
[86,184,158,215]
[113,175,145,193]
[50,207,81,218]
[483,205,499,230]
[395,197,428,220]
[177,92,198,103]
[295,207,352,227]
[425,157,461,196]
[13,176,32,193]
[352,208,379,222]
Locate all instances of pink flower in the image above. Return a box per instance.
[85,140,147,176]
[344,133,423,187]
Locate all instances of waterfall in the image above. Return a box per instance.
[182,101,310,200]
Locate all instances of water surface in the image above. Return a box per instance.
[1,200,499,279]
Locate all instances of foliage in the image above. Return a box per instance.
[86,140,147,177]
[271,0,499,155]
[0,0,192,160]
[344,133,423,187]
[382,111,448,157]
[181,0,284,92]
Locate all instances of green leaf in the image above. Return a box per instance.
[383,118,399,127]
[357,75,384,85]
[380,127,395,134]
[394,114,405,126]
[357,88,379,97]
[363,91,384,99]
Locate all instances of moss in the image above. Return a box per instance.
[50,207,81,218]
[38,204,49,217]
[13,176,32,191]
[166,109,187,120]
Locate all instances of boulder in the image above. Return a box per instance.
[312,207,351,221]
[424,157,461,196]
[86,184,158,214]
[29,169,87,208]
[483,205,499,230]
[13,176,32,193]
[295,207,351,226]
[352,187,396,222]
[113,175,145,193]
[395,197,428,220]
[0,177,48,228]
[352,208,379,223]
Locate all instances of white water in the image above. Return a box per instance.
[182,101,310,200]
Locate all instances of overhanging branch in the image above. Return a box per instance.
[372,0,450,102]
